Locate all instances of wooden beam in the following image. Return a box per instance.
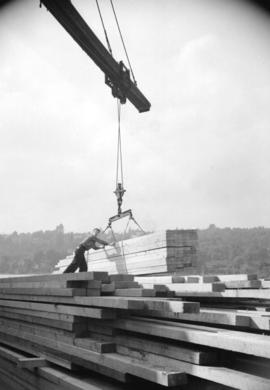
[74,338,116,353]
[115,334,218,365]
[153,283,225,293]
[0,299,116,318]
[112,317,270,359]
[0,287,87,296]
[117,344,270,390]
[0,327,187,387]
[17,357,47,369]
[114,288,156,297]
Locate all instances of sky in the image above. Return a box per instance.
[1,0,270,233]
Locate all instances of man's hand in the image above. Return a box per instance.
[102,242,116,249]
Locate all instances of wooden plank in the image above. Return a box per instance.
[219,309,270,330]
[114,333,218,365]
[0,271,109,284]
[0,366,37,390]
[215,274,258,282]
[0,351,123,390]
[114,288,156,297]
[0,310,87,332]
[110,281,140,288]
[261,280,270,288]
[0,299,116,318]
[40,364,128,386]
[57,263,170,276]
[126,298,200,313]
[0,315,86,338]
[0,343,28,364]
[17,357,47,369]
[140,283,172,292]
[0,296,145,311]
[133,309,250,327]
[0,307,80,322]
[101,284,115,293]
[0,318,82,344]
[135,276,186,284]
[154,283,225,292]
[174,289,270,299]
[0,287,86,296]
[86,289,101,296]
[112,317,270,359]
[0,359,39,390]
[222,280,261,289]
[0,279,101,289]
[101,281,140,294]
[0,336,77,370]
[74,337,116,353]
[186,276,219,283]
[0,357,79,390]
[0,326,188,386]
[109,275,134,282]
[0,293,96,303]
[117,344,270,390]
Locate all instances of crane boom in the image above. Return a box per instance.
[40,0,151,113]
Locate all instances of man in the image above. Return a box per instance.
[64,228,110,273]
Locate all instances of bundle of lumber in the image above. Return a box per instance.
[0,272,270,390]
[54,230,198,275]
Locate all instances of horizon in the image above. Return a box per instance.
[1,223,270,235]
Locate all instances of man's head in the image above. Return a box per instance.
[92,228,101,236]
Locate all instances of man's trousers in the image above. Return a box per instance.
[63,245,87,273]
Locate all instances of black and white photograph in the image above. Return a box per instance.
[0,0,270,389]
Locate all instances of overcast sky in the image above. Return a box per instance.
[1,0,270,233]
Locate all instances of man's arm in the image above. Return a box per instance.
[95,237,109,246]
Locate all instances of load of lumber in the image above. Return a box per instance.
[0,272,270,389]
[54,229,198,275]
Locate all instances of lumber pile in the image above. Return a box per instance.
[0,272,270,389]
[54,230,198,275]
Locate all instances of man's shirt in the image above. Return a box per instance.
[80,235,108,250]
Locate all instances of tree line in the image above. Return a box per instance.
[0,224,269,276]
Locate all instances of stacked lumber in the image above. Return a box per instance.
[135,273,270,330]
[0,272,196,389]
[1,272,270,390]
[54,230,198,275]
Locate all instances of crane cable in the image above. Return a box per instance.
[96,0,137,85]
[109,0,137,85]
[95,0,145,237]
[115,99,124,188]
[95,0,113,56]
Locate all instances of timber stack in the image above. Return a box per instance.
[54,230,198,275]
[0,231,270,389]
